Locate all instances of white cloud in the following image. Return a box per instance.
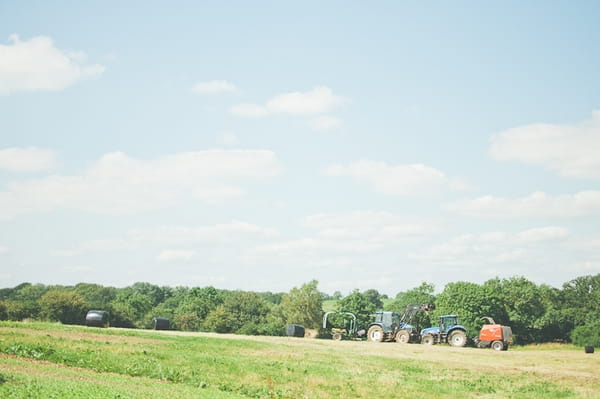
[308,115,343,131]
[192,80,237,94]
[409,226,570,268]
[247,211,437,259]
[516,226,569,242]
[0,147,59,172]
[51,239,130,257]
[53,221,279,257]
[0,34,105,95]
[156,250,195,263]
[230,86,347,117]
[444,190,600,218]
[217,131,240,146]
[0,150,282,219]
[0,245,8,254]
[324,160,469,196]
[129,221,279,244]
[490,110,600,179]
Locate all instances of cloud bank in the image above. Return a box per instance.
[230,86,347,117]
[0,147,59,172]
[445,191,600,218]
[325,160,469,196]
[490,110,600,179]
[0,35,104,95]
[0,150,282,219]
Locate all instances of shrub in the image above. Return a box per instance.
[571,321,600,347]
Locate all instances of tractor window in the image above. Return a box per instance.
[382,313,392,326]
[440,316,458,332]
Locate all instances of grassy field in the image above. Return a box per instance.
[0,321,598,398]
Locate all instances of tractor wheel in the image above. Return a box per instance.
[395,330,410,344]
[367,325,385,343]
[332,332,342,341]
[449,330,467,347]
[491,340,504,351]
[421,334,435,345]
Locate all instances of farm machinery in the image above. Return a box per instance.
[366,304,435,343]
[472,317,513,351]
[420,314,468,347]
[322,311,365,340]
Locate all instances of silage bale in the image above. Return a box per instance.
[585,346,595,354]
[85,310,109,328]
[286,324,305,337]
[152,317,170,330]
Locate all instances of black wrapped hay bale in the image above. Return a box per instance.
[85,310,109,328]
[152,317,170,330]
[585,346,595,354]
[286,324,305,337]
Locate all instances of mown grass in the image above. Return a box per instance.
[0,321,598,398]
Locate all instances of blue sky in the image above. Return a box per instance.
[1,1,599,294]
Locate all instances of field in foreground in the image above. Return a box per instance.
[0,322,598,398]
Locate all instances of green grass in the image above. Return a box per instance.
[0,321,598,398]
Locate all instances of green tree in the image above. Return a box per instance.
[204,291,273,334]
[436,281,504,338]
[363,289,384,310]
[390,282,437,331]
[110,289,152,328]
[38,290,87,324]
[8,283,46,319]
[280,280,323,329]
[1,300,35,321]
[130,282,171,307]
[561,274,600,344]
[337,289,377,330]
[571,317,600,347]
[173,286,225,330]
[74,283,117,310]
[484,277,563,343]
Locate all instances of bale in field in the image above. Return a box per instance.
[286,324,305,337]
[85,310,109,328]
[152,317,170,330]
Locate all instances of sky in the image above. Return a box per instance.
[0,1,599,295]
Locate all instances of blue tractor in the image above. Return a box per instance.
[366,304,434,343]
[420,314,467,347]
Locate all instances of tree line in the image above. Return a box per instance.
[0,274,598,347]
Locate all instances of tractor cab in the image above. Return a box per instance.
[440,315,459,333]
[372,311,400,332]
[420,314,468,347]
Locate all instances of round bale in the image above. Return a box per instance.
[286,324,305,337]
[85,310,109,328]
[152,317,170,330]
[585,346,595,354]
